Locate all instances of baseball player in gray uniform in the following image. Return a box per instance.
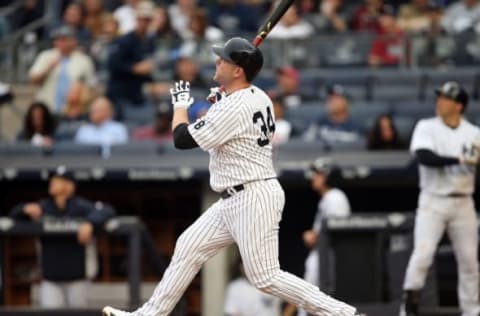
[400,81,480,316]
[103,37,364,316]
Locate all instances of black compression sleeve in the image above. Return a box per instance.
[415,149,459,167]
[173,123,199,149]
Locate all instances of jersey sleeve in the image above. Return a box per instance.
[188,100,240,151]
[410,120,435,153]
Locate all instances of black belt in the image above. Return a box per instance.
[220,178,276,199]
[447,193,469,197]
[220,184,244,199]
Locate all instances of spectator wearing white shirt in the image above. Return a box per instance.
[268,5,314,40]
[75,96,128,146]
[441,0,480,34]
[29,25,95,113]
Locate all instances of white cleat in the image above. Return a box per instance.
[102,306,132,316]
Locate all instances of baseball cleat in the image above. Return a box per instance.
[102,306,131,316]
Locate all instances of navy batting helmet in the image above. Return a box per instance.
[212,37,263,82]
[435,81,469,110]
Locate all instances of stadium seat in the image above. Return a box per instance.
[350,102,392,131]
[110,142,165,156]
[0,142,45,156]
[284,103,326,136]
[310,33,375,68]
[49,142,102,156]
[391,101,435,120]
[393,116,416,143]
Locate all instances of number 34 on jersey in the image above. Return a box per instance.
[253,106,275,147]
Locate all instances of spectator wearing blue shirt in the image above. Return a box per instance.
[303,88,362,145]
[106,1,156,119]
[75,96,128,146]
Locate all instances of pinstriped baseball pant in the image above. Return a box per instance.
[133,179,356,316]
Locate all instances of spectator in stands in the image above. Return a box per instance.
[312,0,348,33]
[303,89,362,145]
[18,101,56,147]
[271,95,292,146]
[179,8,224,66]
[61,2,91,46]
[224,259,283,316]
[368,10,405,67]
[75,96,128,145]
[208,0,261,35]
[10,166,115,308]
[29,25,95,114]
[114,0,141,34]
[269,66,308,108]
[268,4,314,39]
[83,0,112,39]
[174,57,208,89]
[89,14,120,83]
[397,0,439,33]
[60,81,91,122]
[149,6,181,42]
[149,6,182,67]
[132,103,173,143]
[441,0,480,34]
[55,82,91,141]
[106,1,155,119]
[168,0,199,39]
[295,157,351,316]
[351,0,387,33]
[367,114,406,150]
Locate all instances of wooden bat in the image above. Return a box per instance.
[252,0,296,47]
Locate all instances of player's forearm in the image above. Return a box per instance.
[415,149,459,167]
[172,109,198,149]
[172,108,189,131]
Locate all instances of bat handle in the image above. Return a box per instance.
[253,36,263,47]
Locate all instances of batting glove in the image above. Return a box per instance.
[170,80,194,110]
[206,87,226,104]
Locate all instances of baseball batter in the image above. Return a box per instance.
[103,37,362,316]
[400,81,480,316]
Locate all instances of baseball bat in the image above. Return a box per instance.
[252,0,296,47]
[214,0,295,96]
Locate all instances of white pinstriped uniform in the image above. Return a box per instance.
[132,85,356,316]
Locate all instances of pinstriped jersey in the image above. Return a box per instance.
[188,85,277,192]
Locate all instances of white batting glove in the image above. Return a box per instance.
[206,87,226,104]
[170,80,194,110]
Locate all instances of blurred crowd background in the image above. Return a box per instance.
[0,0,479,152]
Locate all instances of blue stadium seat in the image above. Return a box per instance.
[391,101,435,120]
[50,142,102,156]
[0,142,45,156]
[350,102,392,131]
[284,103,326,136]
[393,116,416,143]
[110,142,165,156]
